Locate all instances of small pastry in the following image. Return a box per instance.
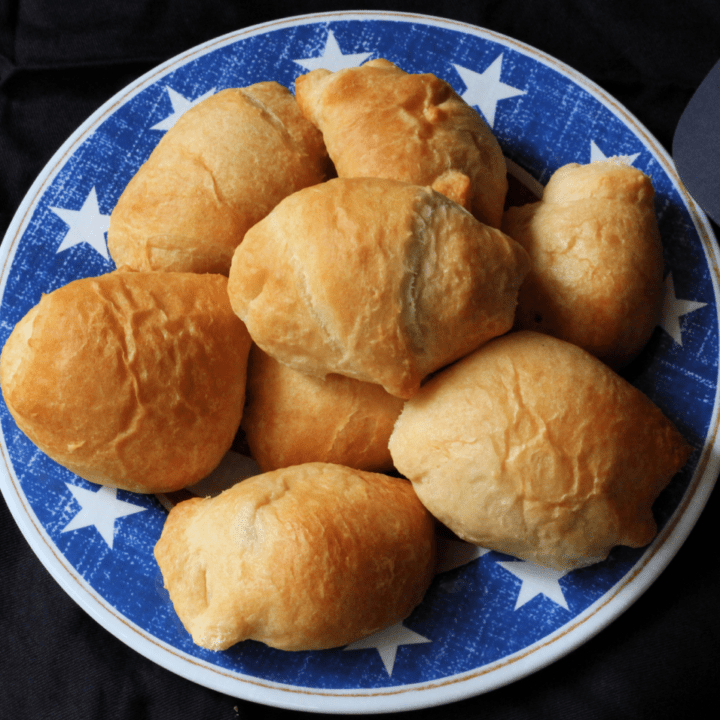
[501,160,664,367]
[108,83,330,275]
[389,331,692,571]
[295,58,508,228]
[241,345,404,472]
[227,176,529,399]
[154,462,436,651]
[0,271,252,493]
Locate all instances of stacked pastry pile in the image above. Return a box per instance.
[0,60,691,653]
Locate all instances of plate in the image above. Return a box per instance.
[0,11,718,714]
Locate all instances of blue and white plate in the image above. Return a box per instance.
[0,11,718,714]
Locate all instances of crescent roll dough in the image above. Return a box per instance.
[154,463,436,651]
[0,271,252,493]
[389,331,692,571]
[241,345,404,473]
[295,58,508,228]
[108,83,330,275]
[501,160,664,368]
[227,176,529,399]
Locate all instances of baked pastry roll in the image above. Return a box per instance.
[0,271,252,494]
[108,83,330,275]
[241,345,404,472]
[501,160,664,368]
[389,331,692,571]
[227,176,529,399]
[295,58,508,228]
[154,462,436,651]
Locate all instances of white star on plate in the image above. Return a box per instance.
[293,30,372,72]
[590,139,640,166]
[452,54,525,128]
[150,86,216,131]
[497,560,570,610]
[660,272,707,345]
[344,622,431,676]
[51,187,111,260]
[62,484,146,550]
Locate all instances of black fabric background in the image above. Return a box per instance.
[1,1,719,718]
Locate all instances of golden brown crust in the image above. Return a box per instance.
[0,271,252,493]
[295,58,508,228]
[389,331,692,571]
[154,463,436,651]
[501,160,664,368]
[227,176,529,399]
[107,83,330,275]
[241,345,404,472]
